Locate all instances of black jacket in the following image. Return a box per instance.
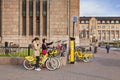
[42,42,53,50]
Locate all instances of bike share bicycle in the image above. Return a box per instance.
[74,46,94,62]
[23,49,59,71]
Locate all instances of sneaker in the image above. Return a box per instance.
[35,68,41,71]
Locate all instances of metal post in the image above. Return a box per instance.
[73,22,75,38]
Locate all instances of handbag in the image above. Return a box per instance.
[42,50,47,55]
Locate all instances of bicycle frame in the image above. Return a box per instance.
[25,54,48,65]
[74,49,94,62]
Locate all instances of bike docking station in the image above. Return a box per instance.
[69,16,78,64]
[69,37,75,64]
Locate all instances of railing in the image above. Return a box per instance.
[0,46,32,57]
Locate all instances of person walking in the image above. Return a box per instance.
[94,39,98,54]
[32,37,41,71]
[106,43,110,53]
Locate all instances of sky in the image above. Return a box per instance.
[80,0,120,17]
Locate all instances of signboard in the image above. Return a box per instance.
[72,16,78,22]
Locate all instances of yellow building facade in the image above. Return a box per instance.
[79,17,120,43]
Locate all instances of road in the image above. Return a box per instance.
[0,47,120,80]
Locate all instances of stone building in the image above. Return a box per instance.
[79,17,120,43]
[0,0,80,46]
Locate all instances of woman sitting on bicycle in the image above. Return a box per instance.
[32,37,41,71]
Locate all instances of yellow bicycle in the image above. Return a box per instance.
[74,47,94,62]
[23,53,59,71]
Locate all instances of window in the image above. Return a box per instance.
[36,17,40,35]
[116,26,119,29]
[111,26,114,29]
[43,0,47,36]
[36,0,40,35]
[97,21,101,24]
[36,0,40,16]
[98,30,101,34]
[86,21,89,23]
[0,0,1,37]
[116,20,119,24]
[29,0,33,16]
[22,17,26,35]
[111,31,114,34]
[107,21,110,24]
[102,26,105,29]
[111,20,114,23]
[106,31,110,34]
[82,26,85,29]
[81,21,84,23]
[98,26,101,29]
[22,0,26,16]
[29,17,33,35]
[102,21,105,23]
[29,0,33,35]
[22,0,26,35]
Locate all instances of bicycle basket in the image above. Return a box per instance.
[25,56,35,62]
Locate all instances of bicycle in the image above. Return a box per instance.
[46,40,67,68]
[74,46,94,62]
[23,53,59,71]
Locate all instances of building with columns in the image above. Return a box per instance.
[0,0,80,46]
[79,17,120,43]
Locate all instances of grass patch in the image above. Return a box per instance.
[0,49,42,57]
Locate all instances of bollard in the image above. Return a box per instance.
[28,44,31,56]
[5,42,9,55]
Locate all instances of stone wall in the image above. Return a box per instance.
[0,0,80,47]
[1,0,19,43]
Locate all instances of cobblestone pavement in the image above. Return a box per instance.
[0,47,120,80]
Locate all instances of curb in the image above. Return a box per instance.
[0,57,24,65]
[0,57,67,66]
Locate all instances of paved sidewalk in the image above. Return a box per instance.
[0,47,120,80]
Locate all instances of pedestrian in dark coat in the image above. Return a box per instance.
[106,44,110,53]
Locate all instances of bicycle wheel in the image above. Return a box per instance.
[54,57,61,68]
[23,59,35,70]
[82,57,89,62]
[45,58,58,71]
[87,55,94,62]
[83,55,94,62]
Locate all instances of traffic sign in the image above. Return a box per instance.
[72,16,78,22]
